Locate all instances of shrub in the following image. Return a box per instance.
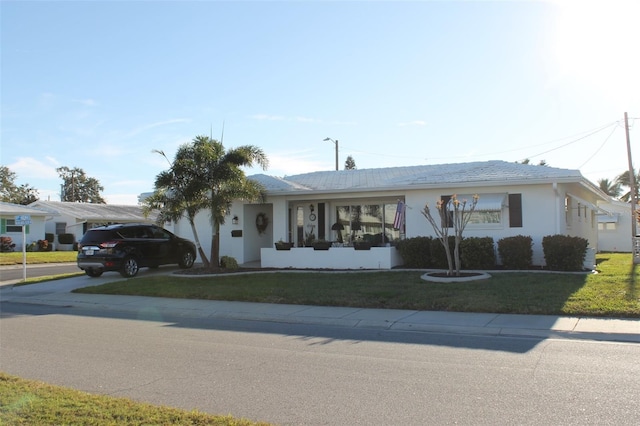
[58,233,75,244]
[1,236,16,252]
[497,235,533,269]
[220,255,238,270]
[396,237,432,268]
[45,233,54,243]
[37,239,50,251]
[460,237,495,269]
[542,234,588,271]
[430,236,456,269]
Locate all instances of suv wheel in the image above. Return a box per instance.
[85,269,103,277]
[120,256,139,278]
[179,250,195,269]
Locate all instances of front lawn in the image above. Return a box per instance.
[74,253,640,318]
[0,372,270,425]
[0,251,77,265]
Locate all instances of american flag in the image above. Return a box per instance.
[393,200,405,230]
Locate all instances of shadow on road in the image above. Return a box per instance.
[1,297,546,355]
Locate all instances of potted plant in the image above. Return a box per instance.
[312,240,332,250]
[304,225,316,247]
[275,239,294,250]
[353,240,372,250]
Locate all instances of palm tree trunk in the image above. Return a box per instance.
[189,220,210,268]
[210,223,221,268]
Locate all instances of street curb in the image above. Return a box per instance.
[5,295,639,344]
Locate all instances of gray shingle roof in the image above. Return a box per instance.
[251,160,584,194]
[0,201,50,216]
[28,201,158,222]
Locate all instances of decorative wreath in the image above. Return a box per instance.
[255,212,269,235]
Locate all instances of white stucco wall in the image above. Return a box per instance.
[597,201,634,252]
[405,184,541,265]
[1,217,47,251]
[181,180,604,268]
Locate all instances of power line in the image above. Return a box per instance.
[341,120,622,162]
[578,124,620,169]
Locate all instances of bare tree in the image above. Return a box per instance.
[421,194,479,276]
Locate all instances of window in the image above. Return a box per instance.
[598,214,619,231]
[335,201,402,244]
[440,194,506,228]
[598,222,617,231]
[4,219,23,233]
[55,222,66,235]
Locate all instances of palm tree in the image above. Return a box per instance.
[597,178,622,198]
[191,136,268,267]
[616,169,640,202]
[143,146,211,266]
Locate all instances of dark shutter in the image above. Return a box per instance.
[509,194,523,228]
[440,195,453,228]
[318,202,325,240]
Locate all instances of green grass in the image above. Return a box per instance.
[11,272,85,286]
[0,251,77,265]
[0,372,271,426]
[75,253,640,318]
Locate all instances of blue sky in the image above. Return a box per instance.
[2,0,638,205]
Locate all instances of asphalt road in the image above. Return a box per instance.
[0,263,81,283]
[2,301,639,425]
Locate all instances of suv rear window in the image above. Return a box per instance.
[81,229,119,242]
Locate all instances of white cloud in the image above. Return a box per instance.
[251,114,285,121]
[72,98,98,107]
[8,157,59,179]
[37,92,55,109]
[124,118,191,138]
[295,116,320,123]
[103,193,142,205]
[245,149,329,177]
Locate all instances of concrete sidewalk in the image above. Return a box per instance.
[1,272,639,344]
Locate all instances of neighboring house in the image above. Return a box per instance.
[174,160,609,269]
[28,201,163,247]
[596,198,636,252]
[0,201,48,251]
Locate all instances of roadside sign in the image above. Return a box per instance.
[15,215,31,225]
[13,215,31,282]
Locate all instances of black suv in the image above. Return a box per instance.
[77,223,196,278]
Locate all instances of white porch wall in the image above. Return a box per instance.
[261,246,403,269]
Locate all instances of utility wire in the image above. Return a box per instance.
[523,121,619,159]
[578,123,620,169]
[341,120,621,162]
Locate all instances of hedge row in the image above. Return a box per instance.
[396,234,589,271]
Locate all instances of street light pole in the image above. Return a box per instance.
[323,137,339,171]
